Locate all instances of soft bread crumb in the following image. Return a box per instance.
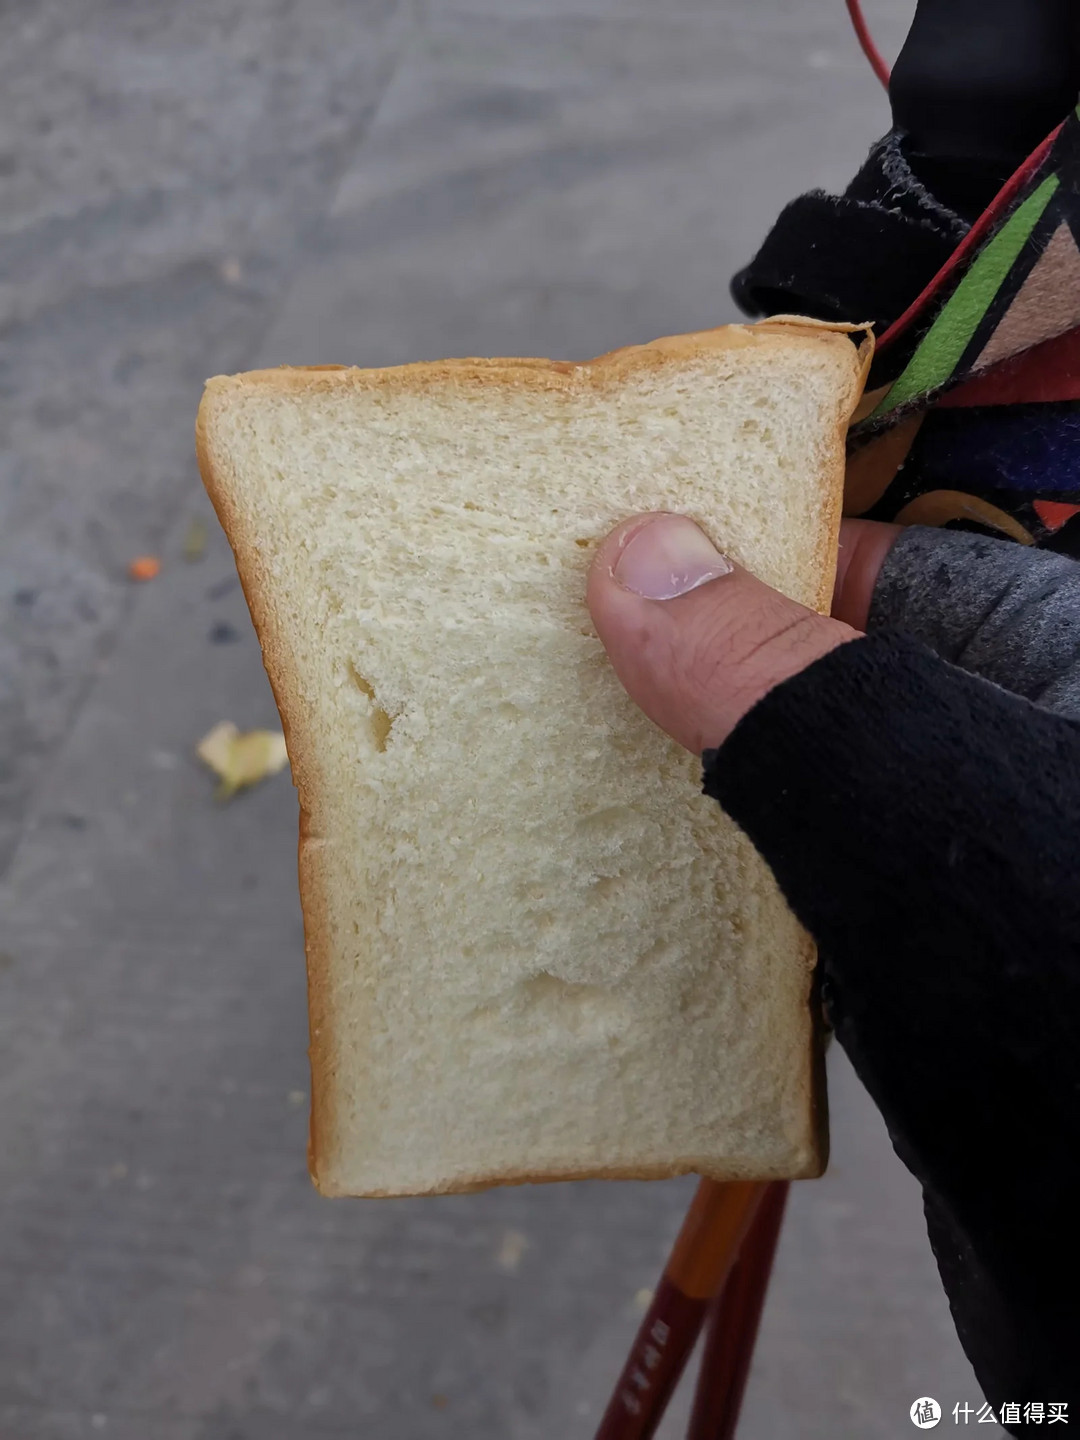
[196,323,867,1197]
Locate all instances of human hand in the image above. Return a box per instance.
[586,513,901,754]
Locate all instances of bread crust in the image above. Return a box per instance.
[196,319,869,1197]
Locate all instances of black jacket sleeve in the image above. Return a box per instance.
[703,630,1080,1425]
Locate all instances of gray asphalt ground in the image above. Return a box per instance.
[0,2,1004,1436]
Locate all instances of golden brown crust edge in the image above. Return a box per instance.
[195,318,869,1198]
[196,387,342,1193]
[200,316,871,400]
[313,1132,826,1199]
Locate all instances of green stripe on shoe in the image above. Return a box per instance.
[870,173,1060,419]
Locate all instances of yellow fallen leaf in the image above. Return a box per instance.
[196,722,289,800]
[182,516,208,561]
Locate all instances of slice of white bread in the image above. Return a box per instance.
[196,320,868,1198]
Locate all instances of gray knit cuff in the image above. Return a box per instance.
[868,526,1080,718]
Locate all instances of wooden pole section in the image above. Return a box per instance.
[593,1179,765,1440]
[685,1182,790,1440]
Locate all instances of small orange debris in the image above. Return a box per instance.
[128,555,162,582]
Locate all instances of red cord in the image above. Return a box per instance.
[845,0,891,89]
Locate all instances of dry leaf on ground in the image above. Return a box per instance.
[182,517,208,561]
[196,722,289,800]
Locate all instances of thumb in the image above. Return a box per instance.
[587,513,858,755]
